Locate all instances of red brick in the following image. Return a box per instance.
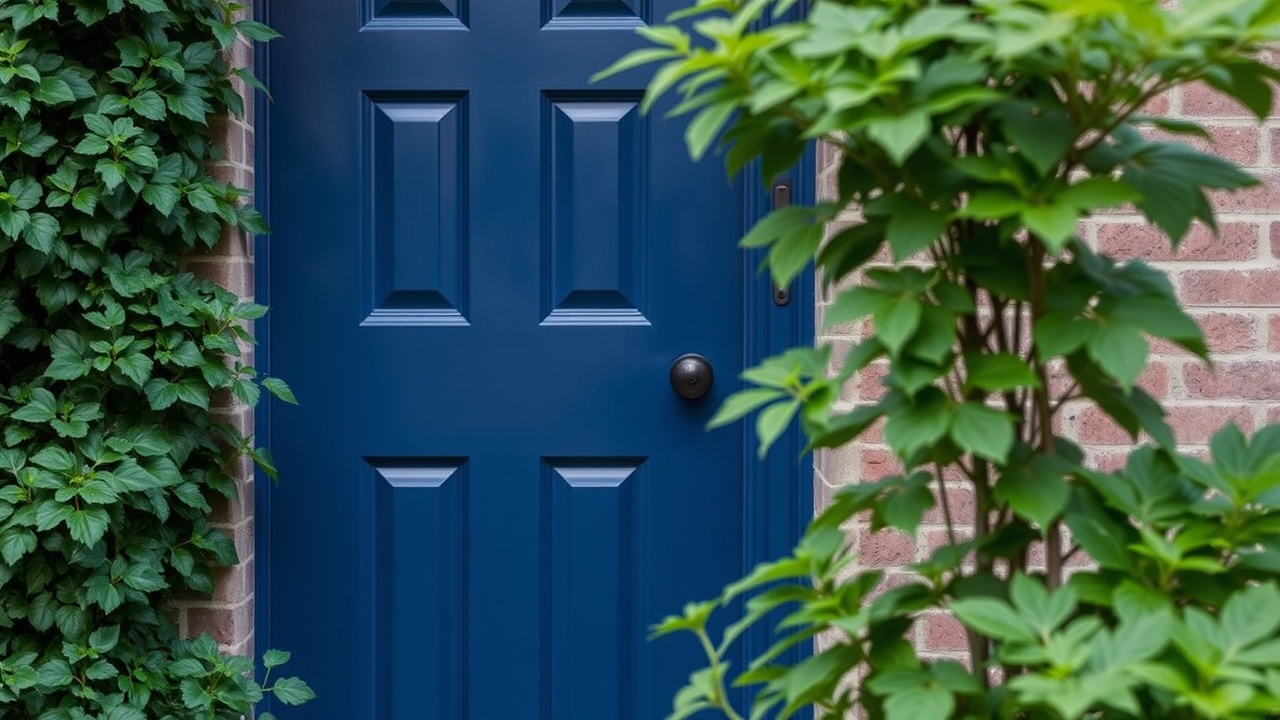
[1270,314,1280,352]
[1183,360,1280,400]
[1096,222,1258,262]
[1198,312,1261,353]
[860,446,901,481]
[1075,406,1133,445]
[858,361,890,400]
[1152,125,1262,167]
[1183,82,1278,118]
[1179,269,1280,307]
[186,601,252,646]
[1086,449,1131,472]
[858,529,916,567]
[1151,313,1260,355]
[920,613,969,653]
[922,485,975,526]
[1166,405,1256,444]
[1138,361,1170,398]
[1208,174,1280,214]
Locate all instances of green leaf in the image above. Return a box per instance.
[88,625,120,653]
[884,395,952,458]
[949,404,1014,463]
[876,473,935,535]
[33,77,75,105]
[1057,177,1141,210]
[964,353,1039,392]
[963,190,1027,219]
[886,202,949,260]
[237,19,282,41]
[883,687,954,720]
[997,103,1073,175]
[874,298,923,357]
[756,400,800,458]
[31,446,75,473]
[1022,200,1080,250]
[262,649,291,669]
[1087,322,1149,391]
[24,213,59,253]
[950,597,1036,643]
[766,222,823,288]
[685,102,736,161]
[709,388,785,429]
[262,377,298,404]
[270,676,316,706]
[114,353,154,386]
[0,528,36,564]
[996,454,1072,530]
[1034,313,1095,360]
[130,90,166,119]
[13,388,58,423]
[868,110,930,165]
[66,507,110,546]
[36,659,73,689]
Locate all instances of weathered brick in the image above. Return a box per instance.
[1183,360,1280,400]
[1179,268,1280,306]
[857,529,916,567]
[186,600,253,646]
[1166,405,1257,444]
[920,613,970,653]
[1182,81,1275,118]
[1096,222,1259,262]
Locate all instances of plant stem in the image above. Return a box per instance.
[1026,239,1064,588]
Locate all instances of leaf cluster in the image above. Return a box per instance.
[0,0,309,716]
[599,0,1280,718]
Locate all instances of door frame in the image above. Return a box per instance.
[251,0,815,702]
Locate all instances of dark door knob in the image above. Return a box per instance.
[670,354,713,399]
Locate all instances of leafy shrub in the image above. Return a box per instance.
[0,0,309,716]
[601,1,1280,718]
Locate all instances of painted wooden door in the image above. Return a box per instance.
[262,2,797,717]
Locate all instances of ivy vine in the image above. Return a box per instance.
[0,0,310,717]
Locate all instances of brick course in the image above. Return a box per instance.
[180,25,257,659]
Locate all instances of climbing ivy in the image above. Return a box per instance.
[0,0,311,717]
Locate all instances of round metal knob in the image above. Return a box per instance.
[670,353,713,400]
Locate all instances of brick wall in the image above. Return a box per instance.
[814,85,1280,658]
[174,27,258,659]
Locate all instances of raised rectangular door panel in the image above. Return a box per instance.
[543,95,647,326]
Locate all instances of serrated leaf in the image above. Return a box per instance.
[262,377,298,404]
[66,507,110,546]
[271,676,316,706]
[33,77,75,105]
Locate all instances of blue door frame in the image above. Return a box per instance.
[251,1,815,713]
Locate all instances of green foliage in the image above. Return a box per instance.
[600,0,1280,718]
[0,0,310,716]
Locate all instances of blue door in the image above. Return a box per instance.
[260,2,805,717]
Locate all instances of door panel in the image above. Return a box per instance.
[264,3,762,717]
